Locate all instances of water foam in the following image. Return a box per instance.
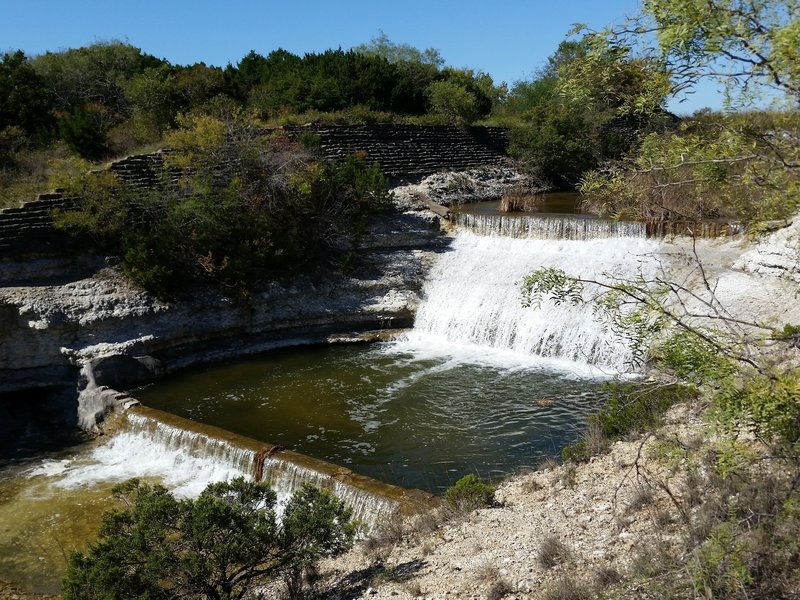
[406,228,663,373]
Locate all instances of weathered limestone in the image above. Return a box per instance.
[0,207,449,430]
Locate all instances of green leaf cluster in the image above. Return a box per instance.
[502,38,672,189]
[443,474,496,512]
[62,477,356,600]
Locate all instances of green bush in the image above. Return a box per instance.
[58,105,109,160]
[594,382,696,440]
[562,383,696,463]
[55,113,391,296]
[62,477,355,600]
[443,474,495,511]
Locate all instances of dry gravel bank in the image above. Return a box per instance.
[316,404,706,599]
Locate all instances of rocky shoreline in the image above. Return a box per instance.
[315,402,705,600]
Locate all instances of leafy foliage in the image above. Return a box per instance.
[426,80,479,126]
[568,1,799,224]
[641,0,800,103]
[62,477,355,600]
[353,31,445,68]
[504,39,672,189]
[53,111,391,295]
[580,112,800,222]
[0,51,55,146]
[443,475,496,511]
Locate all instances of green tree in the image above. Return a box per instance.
[568,0,799,223]
[505,38,670,189]
[0,50,55,144]
[426,80,479,125]
[353,31,445,68]
[62,477,356,600]
[638,0,800,105]
[31,41,162,115]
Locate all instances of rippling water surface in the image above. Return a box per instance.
[138,341,607,492]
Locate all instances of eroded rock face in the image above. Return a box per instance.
[0,209,449,423]
[735,218,800,284]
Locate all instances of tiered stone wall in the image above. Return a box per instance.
[0,125,510,261]
[0,152,172,262]
[0,193,77,258]
[107,151,169,188]
[287,124,509,179]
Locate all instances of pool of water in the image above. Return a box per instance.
[460,191,584,216]
[137,339,606,493]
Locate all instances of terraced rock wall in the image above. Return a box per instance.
[288,124,509,179]
[0,125,508,264]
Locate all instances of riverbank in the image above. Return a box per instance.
[317,402,706,599]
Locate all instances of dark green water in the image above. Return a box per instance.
[137,341,606,492]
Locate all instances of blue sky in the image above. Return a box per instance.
[0,0,720,114]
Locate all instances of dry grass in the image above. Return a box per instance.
[540,576,593,600]
[537,535,571,570]
[486,577,514,600]
[499,186,543,213]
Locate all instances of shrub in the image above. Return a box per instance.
[486,577,514,600]
[537,535,570,569]
[61,477,356,600]
[540,576,592,600]
[443,474,495,511]
[592,382,695,441]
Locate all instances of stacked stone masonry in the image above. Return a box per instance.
[286,124,510,179]
[0,125,510,260]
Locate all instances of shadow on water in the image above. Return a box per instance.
[0,388,87,462]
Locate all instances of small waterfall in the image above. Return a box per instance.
[410,223,663,373]
[124,411,256,475]
[103,408,416,529]
[259,457,401,527]
[453,212,647,239]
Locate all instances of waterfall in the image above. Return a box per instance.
[407,219,663,373]
[54,408,412,529]
[453,213,648,240]
[259,457,403,527]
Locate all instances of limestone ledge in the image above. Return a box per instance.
[0,209,449,402]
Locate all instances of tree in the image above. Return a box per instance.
[0,50,55,144]
[505,37,671,189]
[636,0,800,105]
[426,81,479,125]
[353,31,445,68]
[31,41,162,115]
[62,477,356,600]
[566,0,799,223]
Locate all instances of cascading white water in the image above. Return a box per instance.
[405,218,663,374]
[261,457,399,527]
[48,412,254,498]
[42,410,398,528]
[454,212,648,240]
